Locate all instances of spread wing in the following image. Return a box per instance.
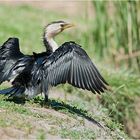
[34,41,108,94]
[0,38,24,83]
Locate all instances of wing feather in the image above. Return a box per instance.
[78,64,85,89]
[0,38,24,84]
[88,66,102,92]
[75,58,81,88]
[90,66,107,90]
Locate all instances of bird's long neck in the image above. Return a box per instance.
[43,31,58,52]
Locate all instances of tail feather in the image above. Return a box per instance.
[0,86,25,97]
[0,87,15,95]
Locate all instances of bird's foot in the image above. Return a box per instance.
[42,95,49,105]
[45,95,48,102]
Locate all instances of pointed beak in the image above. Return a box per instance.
[62,23,75,30]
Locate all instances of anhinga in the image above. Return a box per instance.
[0,21,108,101]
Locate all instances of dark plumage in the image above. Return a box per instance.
[0,21,109,101]
[0,38,26,84]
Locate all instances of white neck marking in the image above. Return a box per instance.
[45,32,58,52]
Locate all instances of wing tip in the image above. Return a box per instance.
[98,84,112,94]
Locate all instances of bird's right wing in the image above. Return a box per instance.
[34,41,108,94]
[0,38,24,84]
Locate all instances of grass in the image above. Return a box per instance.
[101,69,140,133]
[60,128,96,139]
[0,3,140,139]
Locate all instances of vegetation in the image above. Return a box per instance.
[0,2,140,139]
[92,1,140,72]
[101,69,140,133]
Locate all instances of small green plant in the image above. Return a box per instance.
[60,128,96,139]
[101,69,140,132]
[37,129,46,140]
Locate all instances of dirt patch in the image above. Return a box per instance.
[0,127,27,140]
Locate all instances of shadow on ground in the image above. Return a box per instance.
[35,98,104,128]
[6,97,104,129]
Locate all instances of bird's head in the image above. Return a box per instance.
[45,21,75,38]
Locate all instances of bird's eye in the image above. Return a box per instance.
[60,24,64,27]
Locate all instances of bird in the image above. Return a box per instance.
[0,21,109,102]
